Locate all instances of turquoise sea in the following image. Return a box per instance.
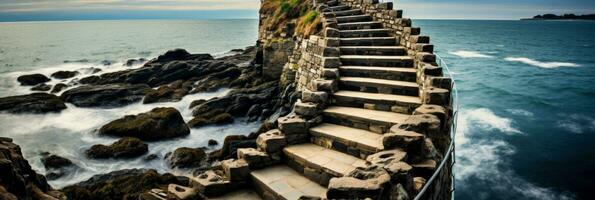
[0,19,593,199]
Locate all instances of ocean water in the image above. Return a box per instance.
[0,19,594,199]
[414,20,595,200]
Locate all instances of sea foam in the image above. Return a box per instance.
[449,50,494,58]
[505,57,580,68]
[456,108,575,200]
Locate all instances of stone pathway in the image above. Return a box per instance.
[247,3,424,199]
[153,2,452,200]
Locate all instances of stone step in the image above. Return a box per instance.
[328,5,350,11]
[310,123,384,157]
[339,76,419,96]
[335,14,372,23]
[340,28,391,38]
[322,106,410,133]
[332,90,421,114]
[325,9,362,17]
[251,165,327,200]
[283,143,367,182]
[340,55,414,67]
[339,66,416,82]
[210,189,262,200]
[339,37,395,46]
[340,46,406,55]
[338,21,383,30]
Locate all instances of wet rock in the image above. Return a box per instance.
[165,147,206,168]
[41,154,73,169]
[17,73,50,86]
[78,75,100,84]
[61,169,183,200]
[153,49,213,63]
[101,60,113,66]
[189,99,206,109]
[142,80,191,104]
[85,137,149,159]
[208,135,255,161]
[99,107,190,141]
[50,83,68,93]
[61,83,151,107]
[144,154,159,161]
[0,93,67,113]
[124,58,146,66]
[51,71,79,79]
[31,83,51,91]
[188,112,234,128]
[0,139,65,199]
[208,139,218,146]
[40,153,76,180]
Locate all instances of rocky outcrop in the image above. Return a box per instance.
[40,153,76,180]
[85,137,149,159]
[16,74,50,86]
[50,71,78,79]
[0,137,65,200]
[142,80,193,104]
[61,169,186,200]
[50,83,68,93]
[31,83,51,91]
[0,93,67,113]
[165,147,207,168]
[98,107,190,141]
[60,83,151,107]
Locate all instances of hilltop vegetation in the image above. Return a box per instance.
[260,0,322,39]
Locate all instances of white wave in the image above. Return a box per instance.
[0,87,264,188]
[505,57,580,68]
[463,108,522,135]
[449,50,494,58]
[456,108,574,200]
[556,114,595,134]
[506,109,534,117]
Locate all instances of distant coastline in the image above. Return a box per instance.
[522,14,595,20]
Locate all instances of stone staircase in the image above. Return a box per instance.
[149,2,452,200]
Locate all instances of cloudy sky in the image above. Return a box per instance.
[0,0,594,21]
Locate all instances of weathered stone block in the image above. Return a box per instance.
[237,148,277,169]
[302,90,329,104]
[322,47,340,57]
[294,100,321,117]
[256,129,287,153]
[391,114,441,136]
[328,165,391,199]
[324,38,340,47]
[221,159,250,181]
[423,87,450,106]
[382,129,424,151]
[167,184,197,200]
[413,177,427,194]
[416,52,436,63]
[322,68,339,79]
[191,170,231,197]
[278,114,308,135]
[286,134,310,145]
[378,2,392,10]
[422,64,443,76]
[313,79,338,93]
[321,57,341,68]
[414,104,447,125]
[366,149,408,166]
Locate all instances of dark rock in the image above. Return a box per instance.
[40,153,76,180]
[86,137,149,159]
[124,58,146,66]
[0,93,67,113]
[152,49,213,63]
[208,135,255,161]
[188,99,206,109]
[188,112,234,128]
[51,71,78,79]
[101,60,113,66]
[144,154,158,161]
[142,80,191,104]
[99,107,190,141]
[50,83,68,93]
[208,139,218,146]
[31,83,51,91]
[212,113,234,124]
[78,75,100,84]
[63,59,89,63]
[165,147,206,168]
[41,154,73,169]
[61,83,151,107]
[16,74,50,86]
[0,139,65,199]
[61,169,183,200]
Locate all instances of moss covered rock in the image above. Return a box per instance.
[86,137,149,159]
[99,107,190,141]
[165,147,206,168]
